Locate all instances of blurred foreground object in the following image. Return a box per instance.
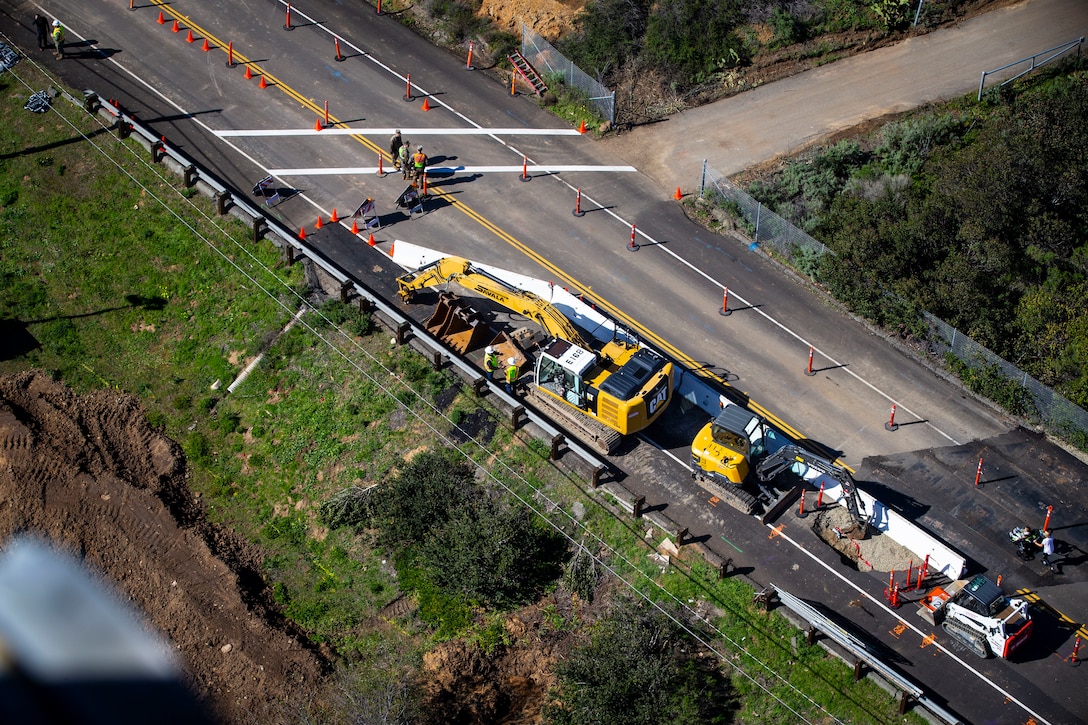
[0,537,215,724]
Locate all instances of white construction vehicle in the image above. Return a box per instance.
[917,574,1033,659]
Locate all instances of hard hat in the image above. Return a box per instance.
[507,358,515,365]
[417,145,423,151]
[52,20,60,26]
[395,129,401,133]
[485,346,494,354]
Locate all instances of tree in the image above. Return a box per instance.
[420,496,567,607]
[373,448,479,547]
[643,0,745,83]
[544,597,736,724]
[559,0,652,81]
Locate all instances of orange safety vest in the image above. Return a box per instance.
[412,152,426,169]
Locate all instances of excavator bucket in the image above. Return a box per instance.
[424,292,490,354]
[485,330,528,370]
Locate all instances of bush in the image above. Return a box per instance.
[544,597,736,724]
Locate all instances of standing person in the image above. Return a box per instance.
[51,20,64,59]
[1036,530,1058,573]
[504,358,518,394]
[483,346,500,379]
[33,13,48,51]
[398,141,412,180]
[389,130,403,171]
[411,145,427,186]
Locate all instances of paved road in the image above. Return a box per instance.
[1,0,1085,722]
[605,0,1088,192]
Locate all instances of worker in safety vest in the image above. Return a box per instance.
[51,19,64,59]
[504,358,518,394]
[389,130,404,170]
[484,346,501,379]
[411,146,427,185]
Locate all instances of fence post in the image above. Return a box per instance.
[754,202,762,245]
[700,159,707,196]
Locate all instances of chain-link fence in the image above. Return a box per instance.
[520,24,615,124]
[699,160,1088,447]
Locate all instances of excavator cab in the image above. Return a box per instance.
[536,338,593,408]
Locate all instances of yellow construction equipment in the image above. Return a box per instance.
[397,256,674,453]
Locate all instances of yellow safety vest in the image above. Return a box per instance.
[505,364,518,384]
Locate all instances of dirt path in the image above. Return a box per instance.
[0,371,324,723]
[602,0,1088,193]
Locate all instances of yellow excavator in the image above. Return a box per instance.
[396,256,674,453]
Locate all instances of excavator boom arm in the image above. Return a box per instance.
[756,444,868,528]
[397,256,590,349]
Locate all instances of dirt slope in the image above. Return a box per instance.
[0,371,324,723]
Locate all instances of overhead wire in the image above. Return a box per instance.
[2,40,874,724]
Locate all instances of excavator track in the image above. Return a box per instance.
[942,617,991,658]
[691,472,759,515]
[526,387,622,455]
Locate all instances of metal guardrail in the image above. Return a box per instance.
[978,37,1084,101]
[771,584,963,724]
[90,95,609,476]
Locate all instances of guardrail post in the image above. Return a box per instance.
[806,626,817,646]
[511,405,525,430]
[431,350,443,370]
[340,281,353,304]
[853,660,863,681]
[183,165,198,187]
[283,245,295,265]
[215,191,231,215]
[550,434,563,460]
[897,691,910,715]
[591,464,605,489]
[395,322,409,345]
[633,495,645,518]
[116,120,131,139]
[676,527,687,547]
[472,376,487,396]
[252,218,266,243]
[151,139,163,162]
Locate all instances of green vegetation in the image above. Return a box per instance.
[740,61,1088,414]
[0,61,926,723]
[544,596,737,724]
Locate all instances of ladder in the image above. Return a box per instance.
[508,51,548,96]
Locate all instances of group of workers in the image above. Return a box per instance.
[33,14,64,59]
[484,346,518,394]
[389,130,427,185]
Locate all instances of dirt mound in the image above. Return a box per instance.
[812,505,917,573]
[0,371,324,723]
[478,0,584,41]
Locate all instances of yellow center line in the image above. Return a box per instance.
[150,0,804,442]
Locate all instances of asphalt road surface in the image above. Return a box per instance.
[1,0,1085,722]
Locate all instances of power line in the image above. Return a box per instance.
[3,45,867,724]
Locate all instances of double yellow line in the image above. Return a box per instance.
[147,0,804,442]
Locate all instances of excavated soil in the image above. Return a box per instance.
[0,371,325,723]
[811,504,917,573]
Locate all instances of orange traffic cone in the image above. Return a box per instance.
[171,19,179,32]
[578,119,586,134]
[314,118,322,131]
[244,66,253,80]
[157,11,165,24]
[315,216,323,229]
[421,97,431,112]
[298,227,307,240]
[201,39,211,52]
[350,219,359,234]
[367,233,376,246]
[674,187,683,200]
[259,75,268,89]
[389,242,395,257]
[186,29,195,43]
[330,208,339,223]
